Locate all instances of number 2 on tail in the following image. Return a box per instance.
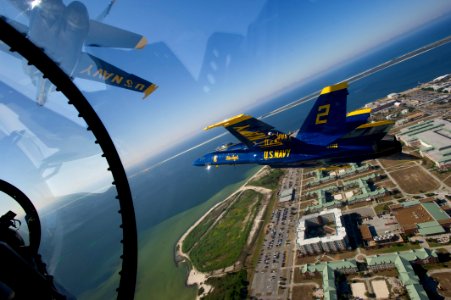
[315,104,330,124]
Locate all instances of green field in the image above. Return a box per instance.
[374,202,391,215]
[182,201,228,253]
[190,190,262,272]
[364,243,422,255]
[248,168,285,190]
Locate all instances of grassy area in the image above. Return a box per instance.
[370,268,398,277]
[292,285,316,300]
[182,201,227,253]
[374,202,391,215]
[427,240,451,248]
[421,262,449,271]
[362,243,421,255]
[190,190,262,272]
[248,169,285,190]
[203,270,249,300]
[329,250,358,260]
[390,166,440,194]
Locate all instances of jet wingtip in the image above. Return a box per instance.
[135,36,148,49]
[204,114,252,131]
[143,84,158,99]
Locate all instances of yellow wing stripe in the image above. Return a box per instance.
[135,36,148,49]
[356,120,394,129]
[143,84,158,99]
[346,108,372,117]
[204,114,252,130]
[320,81,348,95]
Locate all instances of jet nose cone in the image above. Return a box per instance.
[193,157,206,166]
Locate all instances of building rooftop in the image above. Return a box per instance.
[422,202,451,221]
[366,249,436,300]
[301,259,357,300]
[397,119,451,168]
[297,208,347,246]
[366,248,437,266]
[359,224,373,241]
[394,202,450,235]
[279,188,294,198]
[394,204,434,232]
[417,220,446,235]
[301,249,436,300]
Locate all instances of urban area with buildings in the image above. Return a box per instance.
[249,75,451,300]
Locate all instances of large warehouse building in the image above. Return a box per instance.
[396,119,451,170]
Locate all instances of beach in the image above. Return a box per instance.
[175,166,272,297]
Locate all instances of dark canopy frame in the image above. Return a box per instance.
[0,16,138,299]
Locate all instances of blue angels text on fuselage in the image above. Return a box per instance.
[2,0,157,105]
[194,82,402,169]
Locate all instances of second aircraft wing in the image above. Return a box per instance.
[204,114,294,149]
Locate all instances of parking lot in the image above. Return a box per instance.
[362,213,402,236]
[251,170,303,299]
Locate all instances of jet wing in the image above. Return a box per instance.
[75,52,158,99]
[86,20,147,49]
[204,114,293,149]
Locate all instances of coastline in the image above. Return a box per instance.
[175,166,271,297]
[136,31,451,299]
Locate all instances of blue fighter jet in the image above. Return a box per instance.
[194,82,402,168]
[2,0,158,105]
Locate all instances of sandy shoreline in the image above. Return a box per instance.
[175,166,271,297]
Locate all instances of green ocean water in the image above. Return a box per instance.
[135,167,260,300]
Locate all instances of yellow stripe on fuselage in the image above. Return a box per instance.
[356,120,394,129]
[320,81,348,95]
[204,114,252,130]
[346,108,372,117]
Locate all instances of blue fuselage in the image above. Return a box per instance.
[193,139,401,168]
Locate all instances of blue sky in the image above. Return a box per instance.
[1,0,451,201]
[80,0,451,164]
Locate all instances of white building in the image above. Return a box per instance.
[396,119,451,170]
[297,208,348,255]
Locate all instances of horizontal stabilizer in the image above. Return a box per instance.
[86,20,147,49]
[75,52,157,98]
[345,108,372,128]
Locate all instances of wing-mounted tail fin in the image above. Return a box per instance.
[296,82,349,146]
[204,114,293,149]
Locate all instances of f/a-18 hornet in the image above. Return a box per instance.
[2,0,157,105]
[194,82,402,168]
